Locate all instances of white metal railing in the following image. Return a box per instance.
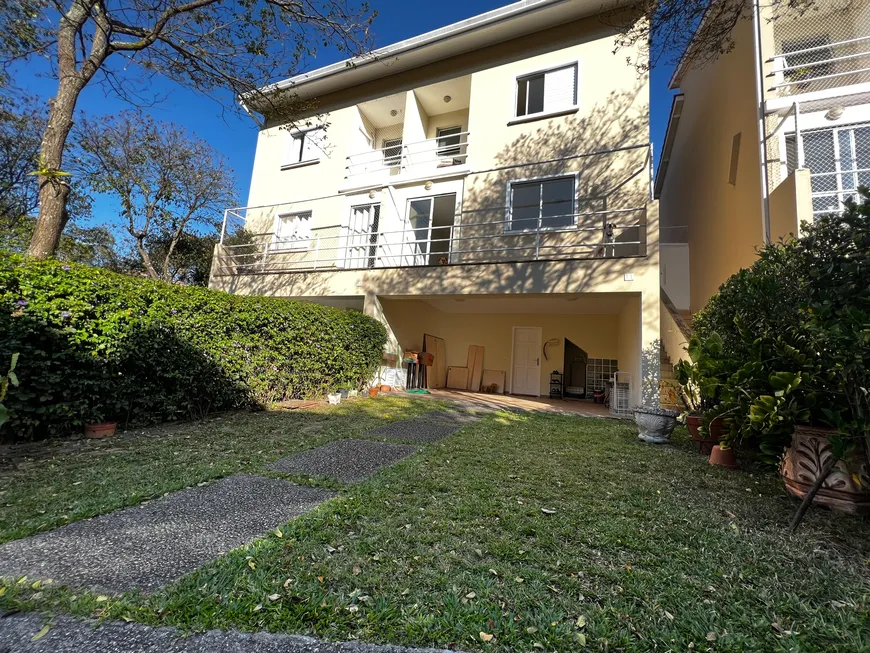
[215,143,652,275]
[214,209,647,275]
[764,99,870,216]
[768,34,870,97]
[345,132,470,180]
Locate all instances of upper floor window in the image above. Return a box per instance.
[383,137,403,167]
[285,128,324,167]
[436,126,462,157]
[273,211,312,251]
[515,63,578,119]
[507,176,576,232]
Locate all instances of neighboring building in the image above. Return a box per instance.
[657,0,870,314]
[210,0,661,408]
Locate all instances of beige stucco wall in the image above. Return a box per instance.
[769,168,813,241]
[379,298,622,396]
[659,17,763,313]
[239,13,649,240]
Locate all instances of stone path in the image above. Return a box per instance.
[268,439,420,483]
[0,474,334,594]
[363,420,464,444]
[0,613,454,653]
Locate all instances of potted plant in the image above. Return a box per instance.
[634,379,679,443]
[674,333,726,455]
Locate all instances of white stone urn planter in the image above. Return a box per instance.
[634,406,680,443]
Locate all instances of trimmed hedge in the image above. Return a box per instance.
[0,254,386,439]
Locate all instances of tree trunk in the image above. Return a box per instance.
[136,238,161,280]
[27,79,82,259]
[789,455,837,532]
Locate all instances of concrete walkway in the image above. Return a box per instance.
[0,613,454,653]
[0,475,334,594]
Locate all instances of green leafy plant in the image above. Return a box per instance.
[673,332,728,416]
[694,187,870,527]
[0,254,386,439]
[0,352,19,428]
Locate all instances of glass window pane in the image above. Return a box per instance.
[541,178,575,228]
[516,79,528,117]
[409,199,431,255]
[510,182,541,231]
[854,127,870,188]
[839,130,855,191]
[527,75,545,115]
[804,130,835,195]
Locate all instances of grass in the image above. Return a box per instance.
[0,396,446,544]
[2,408,870,652]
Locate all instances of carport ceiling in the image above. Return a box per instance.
[397,294,637,315]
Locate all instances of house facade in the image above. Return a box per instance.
[657,0,870,314]
[210,0,661,408]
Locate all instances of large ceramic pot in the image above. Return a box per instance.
[781,425,870,515]
[634,406,680,443]
[686,415,722,455]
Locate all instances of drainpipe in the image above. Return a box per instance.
[752,0,772,244]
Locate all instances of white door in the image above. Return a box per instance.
[512,327,542,396]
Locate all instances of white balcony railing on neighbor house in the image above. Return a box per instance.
[765,101,870,216]
[213,143,652,277]
[769,35,870,98]
[345,132,470,182]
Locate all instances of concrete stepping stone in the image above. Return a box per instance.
[268,439,419,483]
[0,612,455,653]
[418,410,483,425]
[364,419,463,444]
[0,474,334,594]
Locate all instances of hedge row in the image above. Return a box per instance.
[0,254,386,439]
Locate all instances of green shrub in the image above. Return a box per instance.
[0,254,386,439]
[694,190,870,462]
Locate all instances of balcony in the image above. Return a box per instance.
[212,144,653,277]
[344,131,470,185]
[767,2,870,104]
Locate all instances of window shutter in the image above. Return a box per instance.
[544,65,577,112]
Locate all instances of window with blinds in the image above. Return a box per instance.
[515,63,578,118]
[273,212,313,251]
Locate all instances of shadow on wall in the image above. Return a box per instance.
[641,339,663,408]
[212,84,655,302]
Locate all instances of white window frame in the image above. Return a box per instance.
[510,60,580,124]
[283,128,324,169]
[436,126,463,157]
[504,173,580,234]
[382,137,403,167]
[272,211,313,251]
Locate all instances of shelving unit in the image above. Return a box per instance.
[549,371,563,399]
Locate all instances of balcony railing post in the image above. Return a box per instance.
[535,214,542,261]
[220,209,229,245]
[794,102,805,169]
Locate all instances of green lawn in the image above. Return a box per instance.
[0,396,446,543]
[2,405,869,652]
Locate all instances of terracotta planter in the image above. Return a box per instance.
[380,384,391,393]
[781,425,870,515]
[368,387,379,398]
[687,414,721,455]
[709,444,739,470]
[84,422,116,439]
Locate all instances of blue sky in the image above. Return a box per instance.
[17,0,677,227]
